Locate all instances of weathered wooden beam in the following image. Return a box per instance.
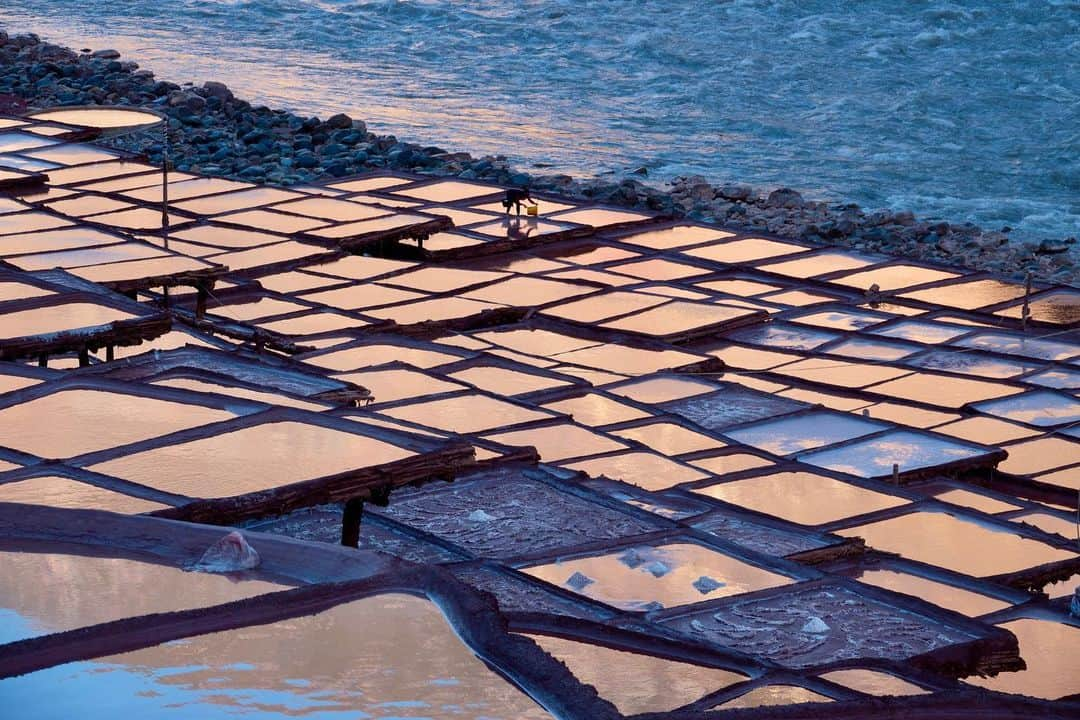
[0,314,171,363]
[98,266,226,296]
[311,388,374,407]
[986,554,1080,592]
[331,217,451,253]
[786,536,866,566]
[150,441,475,526]
[0,170,47,193]
[174,314,333,356]
[386,306,531,340]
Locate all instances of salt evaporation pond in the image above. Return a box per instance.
[0,592,552,719]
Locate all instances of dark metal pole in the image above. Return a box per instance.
[1021,272,1033,332]
[161,125,170,250]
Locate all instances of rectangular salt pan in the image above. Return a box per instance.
[909,350,1041,379]
[954,332,1077,362]
[378,470,657,559]
[685,238,807,264]
[965,618,1080,700]
[850,568,1011,616]
[526,633,745,714]
[337,369,465,404]
[393,180,502,202]
[541,394,650,427]
[757,250,877,278]
[548,207,652,226]
[379,394,554,434]
[602,301,758,337]
[612,422,725,455]
[0,389,233,458]
[176,187,304,215]
[70,256,215,284]
[798,430,992,479]
[524,542,793,611]
[564,452,709,491]
[552,344,704,376]
[865,373,1022,409]
[0,302,137,340]
[0,476,168,514]
[615,224,733,249]
[89,420,415,498]
[831,264,960,291]
[486,423,626,461]
[307,213,434,239]
[449,366,570,396]
[0,227,126,256]
[973,390,1080,428]
[836,510,1076,576]
[660,386,806,431]
[727,323,840,351]
[8,243,169,271]
[307,344,462,371]
[694,471,908,526]
[0,211,74,237]
[543,291,667,323]
[724,411,888,457]
[366,296,499,324]
[664,583,976,669]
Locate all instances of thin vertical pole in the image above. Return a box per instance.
[161,125,170,250]
[1021,272,1033,332]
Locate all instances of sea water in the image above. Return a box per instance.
[1,0,1077,240]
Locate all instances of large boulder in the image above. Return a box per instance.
[202,80,233,102]
[765,187,805,209]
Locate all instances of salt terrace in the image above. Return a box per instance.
[0,112,1078,719]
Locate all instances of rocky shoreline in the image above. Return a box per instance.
[0,31,1076,285]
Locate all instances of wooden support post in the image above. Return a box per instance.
[78,346,89,367]
[340,497,365,548]
[892,463,900,485]
[370,485,391,507]
[195,282,208,319]
[37,353,47,368]
[162,286,170,309]
[106,345,115,362]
